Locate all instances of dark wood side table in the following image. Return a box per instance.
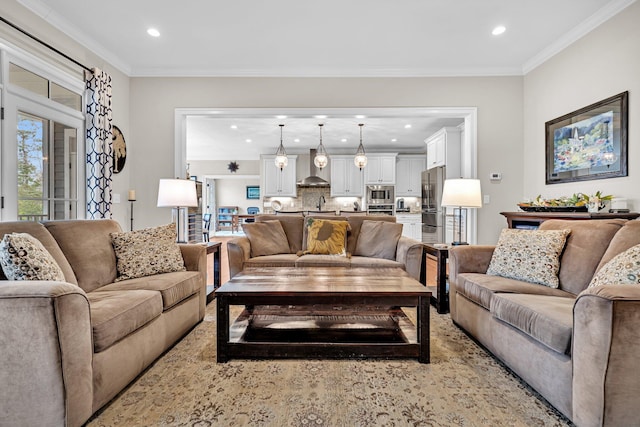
[202,241,222,304]
[500,211,640,229]
[421,244,449,314]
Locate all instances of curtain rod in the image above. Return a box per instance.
[0,16,92,73]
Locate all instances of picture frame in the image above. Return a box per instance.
[545,91,628,184]
[246,185,260,199]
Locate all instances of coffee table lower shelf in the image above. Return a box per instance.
[222,306,422,362]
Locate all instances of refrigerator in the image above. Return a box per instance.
[421,167,446,244]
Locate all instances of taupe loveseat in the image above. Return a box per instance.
[449,219,640,426]
[0,219,206,427]
[228,214,424,281]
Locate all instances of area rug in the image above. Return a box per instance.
[87,303,573,426]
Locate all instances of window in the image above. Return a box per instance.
[9,63,82,111]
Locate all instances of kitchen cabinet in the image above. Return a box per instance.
[396,155,426,196]
[365,154,397,184]
[396,214,423,241]
[261,155,298,197]
[425,127,461,177]
[330,156,364,197]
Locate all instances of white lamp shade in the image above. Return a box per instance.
[441,179,482,208]
[157,179,198,207]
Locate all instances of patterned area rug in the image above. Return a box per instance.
[87,303,573,426]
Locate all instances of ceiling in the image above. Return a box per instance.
[16,0,634,160]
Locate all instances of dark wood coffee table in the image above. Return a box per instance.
[215,267,431,363]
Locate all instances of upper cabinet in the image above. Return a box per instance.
[425,127,461,176]
[330,156,364,197]
[261,155,298,197]
[365,154,397,184]
[396,155,426,196]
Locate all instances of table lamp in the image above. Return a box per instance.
[157,179,198,243]
[441,178,482,246]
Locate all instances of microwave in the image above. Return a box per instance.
[367,185,394,204]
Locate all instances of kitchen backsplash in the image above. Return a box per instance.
[262,187,362,214]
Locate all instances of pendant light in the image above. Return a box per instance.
[274,124,288,171]
[314,123,329,169]
[354,123,368,170]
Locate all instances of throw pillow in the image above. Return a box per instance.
[589,244,640,287]
[354,220,403,260]
[486,228,571,288]
[110,223,186,281]
[302,218,350,256]
[0,232,65,281]
[242,220,291,257]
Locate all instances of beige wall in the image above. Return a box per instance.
[523,1,640,210]
[131,76,524,243]
[2,0,131,228]
[215,178,261,216]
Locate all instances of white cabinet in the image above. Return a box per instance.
[425,127,461,177]
[396,214,422,241]
[330,156,364,197]
[365,154,397,184]
[261,155,298,197]
[396,155,426,196]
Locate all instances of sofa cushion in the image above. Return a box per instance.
[539,219,626,295]
[589,244,640,287]
[596,220,640,272]
[244,254,298,269]
[303,218,350,256]
[0,221,77,284]
[88,289,162,353]
[457,272,575,310]
[349,256,404,270]
[490,293,575,355]
[44,219,121,291]
[257,214,304,254]
[243,220,291,257]
[486,228,570,288]
[0,233,65,281]
[110,224,186,282]
[95,271,201,310]
[353,220,403,260]
[295,254,351,267]
[346,215,396,256]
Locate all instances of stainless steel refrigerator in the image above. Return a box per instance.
[421,167,446,244]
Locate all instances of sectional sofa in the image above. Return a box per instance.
[0,219,206,427]
[449,219,640,426]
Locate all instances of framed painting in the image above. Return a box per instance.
[545,91,628,184]
[246,185,260,200]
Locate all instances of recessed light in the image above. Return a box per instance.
[492,25,506,36]
[276,115,287,119]
[391,138,397,142]
[404,124,412,129]
[314,115,328,119]
[341,138,347,143]
[230,125,238,129]
[245,139,252,143]
[355,115,366,119]
[294,138,300,143]
[147,28,160,37]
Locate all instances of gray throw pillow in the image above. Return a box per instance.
[354,220,403,260]
[243,220,291,257]
[0,232,65,281]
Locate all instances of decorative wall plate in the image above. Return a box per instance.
[112,125,126,173]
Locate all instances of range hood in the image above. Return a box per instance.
[297,149,330,187]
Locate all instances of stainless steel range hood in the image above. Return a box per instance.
[297,149,330,187]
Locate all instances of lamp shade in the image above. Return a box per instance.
[441,179,482,208]
[157,179,198,207]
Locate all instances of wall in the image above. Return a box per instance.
[523,1,640,209]
[131,76,524,244]
[214,178,261,215]
[2,0,131,228]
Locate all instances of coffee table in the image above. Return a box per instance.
[215,267,431,363]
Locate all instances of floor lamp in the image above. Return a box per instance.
[441,178,482,246]
[157,179,198,243]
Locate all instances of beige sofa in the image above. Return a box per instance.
[449,219,640,426]
[228,214,424,281]
[0,219,206,427]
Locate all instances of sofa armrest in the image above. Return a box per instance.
[0,281,93,427]
[448,245,495,318]
[227,237,251,279]
[179,244,207,318]
[396,236,424,281]
[572,285,640,427]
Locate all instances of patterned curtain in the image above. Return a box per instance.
[85,68,113,219]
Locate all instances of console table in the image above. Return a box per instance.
[500,211,640,229]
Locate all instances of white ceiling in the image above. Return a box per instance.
[17,0,634,159]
